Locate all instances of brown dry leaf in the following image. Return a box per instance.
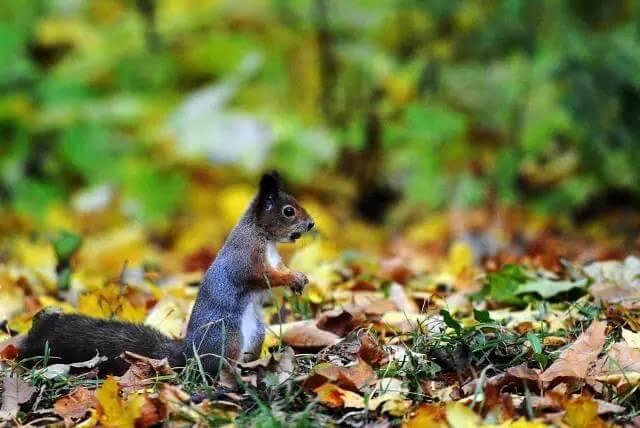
[585,256,640,306]
[506,362,541,383]
[527,394,624,416]
[304,358,376,392]
[240,346,295,385]
[136,396,163,428]
[357,332,388,366]
[313,383,365,409]
[380,256,414,284]
[561,395,607,428]
[539,320,606,382]
[119,352,176,393]
[0,375,37,420]
[281,320,341,349]
[316,305,366,336]
[592,341,640,375]
[54,387,98,424]
[388,282,419,314]
[157,384,190,419]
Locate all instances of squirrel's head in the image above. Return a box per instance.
[253,171,315,243]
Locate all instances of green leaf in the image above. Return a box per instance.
[473,309,493,323]
[485,264,530,304]
[440,309,462,334]
[526,331,542,354]
[52,230,83,261]
[515,278,588,299]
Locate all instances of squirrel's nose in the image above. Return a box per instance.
[307,221,315,231]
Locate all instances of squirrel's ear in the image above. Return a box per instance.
[257,170,281,209]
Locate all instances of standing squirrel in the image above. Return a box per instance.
[21,171,314,376]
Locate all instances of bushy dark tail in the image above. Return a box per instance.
[21,309,185,375]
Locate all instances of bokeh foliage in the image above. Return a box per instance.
[1,0,639,224]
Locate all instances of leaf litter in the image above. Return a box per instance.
[1,185,640,426]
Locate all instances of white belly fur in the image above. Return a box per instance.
[240,295,260,356]
[240,242,279,357]
[266,241,282,268]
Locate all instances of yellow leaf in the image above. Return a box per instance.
[487,417,550,428]
[79,226,147,278]
[305,264,339,304]
[406,215,449,245]
[77,284,147,322]
[445,241,474,277]
[404,404,447,428]
[445,402,480,428]
[622,328,640,349]
[37,295,75,313]
[7,312,33,335]
[301,200,338,240]
[0,272,25,321]
[562,396,607,428]
[96,377,145,428]
[219,185,254,230]
[289,239,337,273]
[144,298,189,339]
[75,408,99,428]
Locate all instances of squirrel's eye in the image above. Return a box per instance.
[282,205,295,217]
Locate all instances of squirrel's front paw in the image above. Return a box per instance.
[290,271,308,294]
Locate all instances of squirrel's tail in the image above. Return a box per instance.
[21,309,185,375]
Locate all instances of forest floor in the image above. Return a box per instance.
[1,172,640,427]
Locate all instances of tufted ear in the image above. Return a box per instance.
[256,170,281,209]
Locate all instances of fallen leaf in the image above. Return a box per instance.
[368,378,410,416]
[357,332,388,366]
[592,341,640,376]
[562,395,607,428]
[316,305,366,336]
[281,320,341,349]
[43,353,108,379]
[506,362,541,382]
[304,358,376,392]
[313,383,365,409]
[54,387,98,424]
[388,282,419,314]
[487,418,549,428]
[118,352,176,393]
[515,278,588,299]
[96,376,145,428]
[136,396,162,428]
[404,403,448,428]
[240,346,295,385]
[445,401,481,428]
[585,256,640,305]
[621,328,640,348]
[539,320,606,382]
[0,335,25,361]
[157,384,190,419]
[0,375,37,420]
[445,241,474,277]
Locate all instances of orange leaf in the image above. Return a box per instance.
[313,383,365,409]
[54,387,98,423]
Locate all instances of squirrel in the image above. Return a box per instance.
[21,171,315,377]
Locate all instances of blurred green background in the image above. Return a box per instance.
[1,0,639,227]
